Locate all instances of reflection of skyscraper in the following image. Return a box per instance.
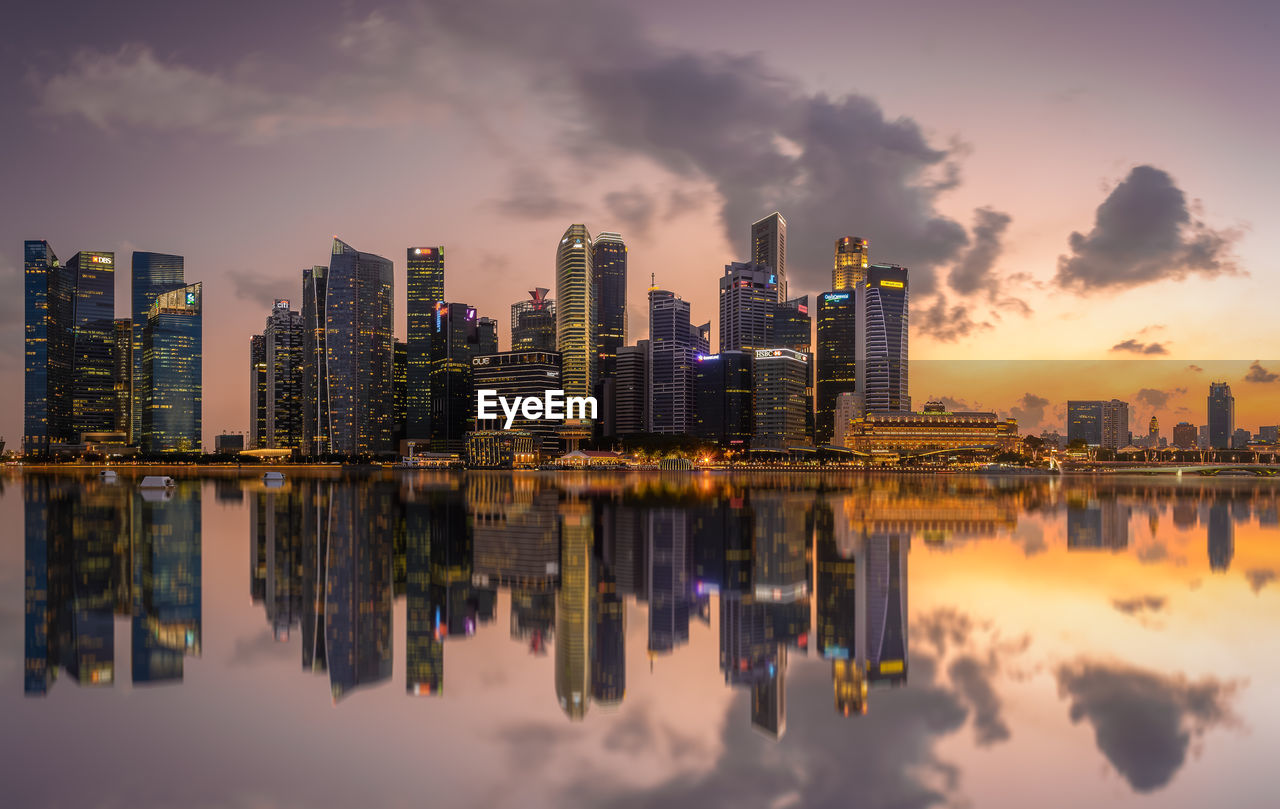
[863,533,907,687]
[405,495,444,695]
[648,509,691,655]
[1066,499,1130,550]
[719,592,787,739]
[557,503,593,719]
[592,557,626,707]
[250,488,302,640]
[324,486,394,700]
[1207,502,1234,572]
[132,483,202,683]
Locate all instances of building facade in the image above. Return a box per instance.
[694,351,753,447]
[556,224,596,402]
[512,289,557,352]
[23,240,71,455]
[750,212,787,302]
[131,251,185,443]
[753,348,812,450]
[472,350,564,454]
[1208,382,1235,450]
[719,262,777,353]
[1067,399,1128,450]
[142,283,202,452]
[406,246,445,440]
[842,408,1020,456]
[833,237,869,291]
[614,341,649,436]
[649,288,708,435]
[592,232,627,380]
[816,291,857,445]
[856,264,909,413]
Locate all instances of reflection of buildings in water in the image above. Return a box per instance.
[132,485,202,684]
[1066,499,1130,551]
[1207,503,1234,572]
[1171,500,1198,530]
[405,496,443,694]
[592,559,626,707]
[557,502,593,719]
[864,533,908,688]
[647,509,691,655]
[836,489,1017,544]
[511,588,555,653]
[815,501,865,716]
[250,487,302,641]
[752,495,810,605]
[719,592,787,739]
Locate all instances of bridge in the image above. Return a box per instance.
[1067,463,1280,477]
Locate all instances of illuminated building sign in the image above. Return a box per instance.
[823,292,850,302]
[880,280,904,289]
[754,348,808,363]
[90,255,113,265]
[185,291,196,306]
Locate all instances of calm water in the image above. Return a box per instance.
[1,469,1276,808]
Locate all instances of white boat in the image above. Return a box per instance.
[262,471,286,482]
[139,475,175,489]
[98,469,118,482]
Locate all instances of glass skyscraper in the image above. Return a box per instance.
[308,239,395,456]
[694,351,753,447]
[1208,382,1235,450]
[816,291,857,445]
[24,240,71,455]
[112,319,132,434]
[407,246,445,440]
[591,232,627,380]
[301,265,329,455]
[251,300,305,450]
[512,289,556,352]
[142,283,202,452]
[63,251,118,439]
[556,224,596,402]
[750,212,788,302]
[131,252,185,443]
[718,262,777,353]
[832,237,869,291]
[430,302,483,453]
[856,264,909,413]
[648,287,709,434]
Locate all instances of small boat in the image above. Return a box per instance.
[263,470,286,486]
[139,475,175,489]
[98,469,118,482]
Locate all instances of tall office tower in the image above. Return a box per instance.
[718,262,777,352]
[750,212,788,302]
[863,532,908,687]
[1148,416,1159,446]
[313,238,394,456]
[406,246,445,440]
[24,240,72,455]
[112,319,132,434]
[557,502,593,720]
[262,300,305,449]
[753,349,812,449]
[132,483,202,683]
[855,264,909,413]
[833,237,869,291]
[615,341,649,436]
[648,287,708,434]
[393,341,408,448]
[301,265,329,455]
[1173,421,1197,449]
[131,252,185,443]
[1067,399,1128,449]
[430,302,483,452]
[592,232,627,379]
[477,317,499,356]
[64,251,117,439]
[1101,399,1129,450]
[694,351,753,447]
[249,334,267,448]
[833,392,862,447]
[771,296,811,353]
[142,283,202,453]
[473,350,564,454]
[816,291,857,445]
[1208,382,1235,449]
[648,509,691,655]
[512,289,557,352]
[556,224,596,402]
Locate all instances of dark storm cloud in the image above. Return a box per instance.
[492,169,581,220]
[1055,165,1239,292]
[1135,388,1184,410]
[947,656,1010,746]
[1055,660,1242,793]
[948,207,1012,296]
[603,187,658,237]
[1244,568,1276,593]
[1110,595,1167,616]
[1112,339,1169,355]
[228,268,297,304]
[1187,364,1204,373]
[916,297,990,342]
[1009,393,1050,431]
[1244,361,1278,383]
[916,608,975,657]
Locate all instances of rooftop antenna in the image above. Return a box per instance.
[651,272,655,286]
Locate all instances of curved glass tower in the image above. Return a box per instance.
[555,224,595,401]
[856,264,909,413]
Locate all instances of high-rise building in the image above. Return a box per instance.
[648,287,708,434]
[512,289,557,352]
[615,341,649,436]
[1208,382,1235,450]
[1102,400,1130,450]
[307,239,394,456]
[142,283,202,452]
[816,291,857,445]
[833,391,862,447]
[477,317,499,356]
[65,251,117,440]
[131,252,185,443]
[750,212,787,302]
[24,241,71,455]
[393,341,408,448]
[833,237,869,291]
[856,264,909,413]
[1067,399,1128,449]
[472,350,564,454]
[771,296,811,353]
[301,266,329,455]
[112,319,132,435]
[249,334,267,448]
[753,349,812,449]
[556,224,596,403]
[1173,421,1198,449]
[719,262,777,353]
[254,300,305,450]
[694,351,753,447]
[406,246,445,440]
[430,302,485,453]
[592,232,627,380]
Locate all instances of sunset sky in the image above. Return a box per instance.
[2,0,1278,444]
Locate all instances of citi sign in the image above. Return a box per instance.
[476,389,597,429]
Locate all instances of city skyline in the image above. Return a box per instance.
[1,0,1277,445]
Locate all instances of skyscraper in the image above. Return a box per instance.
[472,350,564,454]
[301,265,328,455]
[556,224,596,403]
[615,341,649,437]
[112,319,132,435]
[833,237,869,291]
[406,246,445,440]
[856,264,909,413]
[718,262,776,353]
[648,287,709,434]
[393,340,408,448]
[753,349,812,450]
[1067,400,1128,449]
[310,239,394,456]
[430,302,482,453]
[66,251,117,439]
[771,296,811,354]
[512,289,557,352]
[131,252,185,444]
[1208,382,1235,450]
[750,212,787,302]
[694,351,753,447]
[142,283,202,452]
[592,232,627,379]
[23,240,71,455]
[477,317,499,356]
[249,334,267,448]
[255,300,305,450]
[816,291,857,445]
